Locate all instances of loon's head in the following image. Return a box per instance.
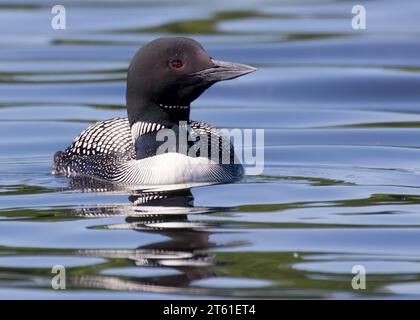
[126,37,256,126]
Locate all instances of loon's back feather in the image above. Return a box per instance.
[62,117,134,159]
[53,117,243,185]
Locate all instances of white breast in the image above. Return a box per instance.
[113,152,238,186]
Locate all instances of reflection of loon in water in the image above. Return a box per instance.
[67,178,243,294]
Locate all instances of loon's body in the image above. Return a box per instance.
[53,38,256,186]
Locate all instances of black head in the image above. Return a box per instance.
[126,37,256,126]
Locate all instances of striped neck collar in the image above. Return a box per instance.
[158,103,189,110]
[130,121,165,141]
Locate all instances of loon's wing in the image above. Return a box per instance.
[52,117,135,179]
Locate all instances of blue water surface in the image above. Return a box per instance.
[1,0,420,299]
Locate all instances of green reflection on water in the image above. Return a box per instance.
[120,10,272,35]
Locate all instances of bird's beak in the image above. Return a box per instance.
[192,59,257,83]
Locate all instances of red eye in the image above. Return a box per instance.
[170,59,183,69]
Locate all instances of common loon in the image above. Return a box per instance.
[52,37,256,186]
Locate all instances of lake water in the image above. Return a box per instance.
[1,0,420,299]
